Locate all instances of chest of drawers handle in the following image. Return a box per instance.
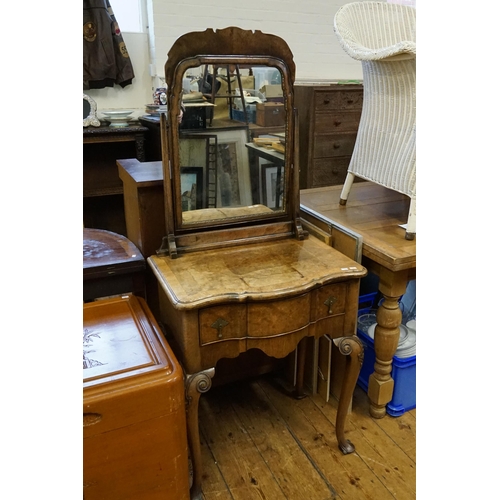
[323,296,338,314]
[211,318,229,338]
[323,98,330,104]
[333,143,341,149]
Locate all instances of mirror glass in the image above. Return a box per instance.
[172,60,288,227]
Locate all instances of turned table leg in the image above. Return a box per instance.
[332,336,364,454]
[185,368,215,500]
[367,268,408,419]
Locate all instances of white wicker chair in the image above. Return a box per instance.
[334,2,416,240]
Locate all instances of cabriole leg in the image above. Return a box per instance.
[332,336,364,454]
[185,368,215,500]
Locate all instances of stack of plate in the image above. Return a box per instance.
[101,110,134,128]
[144,104,167,117]
[367,320,416,358]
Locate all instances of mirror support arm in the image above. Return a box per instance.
[292,107,306,240]
[159,113,178,257]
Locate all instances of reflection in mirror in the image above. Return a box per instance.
[175,63,287,226]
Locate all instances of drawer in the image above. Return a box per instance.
[313,90,363,112]
[313,133,357,158]
[337,90,363,110]
[199,304,247,345]
[311,157,351,188]
[313,90,340,112]
[248,293,310,337]
[311,283,347,321]
[314,111,362,133]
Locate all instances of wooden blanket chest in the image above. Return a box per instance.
[83,295,190,500]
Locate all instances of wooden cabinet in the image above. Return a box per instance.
[294,83,363,189]
[83,125,148,235]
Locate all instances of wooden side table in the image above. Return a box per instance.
[117,158,165,258]
[300,182,416,418]
[83,228,146,302]
[149,236,367,498]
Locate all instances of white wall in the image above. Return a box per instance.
[85,31,153,117]
[86,0,374,114]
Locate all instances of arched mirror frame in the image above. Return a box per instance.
[158,27,306,258]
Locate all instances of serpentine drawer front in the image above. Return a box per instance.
[199,294,311,346]
[199,304,247,345]
[311,282,347,320]
[199,283,348,348]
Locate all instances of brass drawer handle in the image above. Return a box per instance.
[323,296,337,314]
[211,318,229,338]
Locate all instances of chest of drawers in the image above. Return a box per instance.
[295,83,363,189]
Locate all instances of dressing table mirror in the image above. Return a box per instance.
[156,27,303,257]
[147,27,367,499]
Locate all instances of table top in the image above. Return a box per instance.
[117,158,163,186]
[245,142,285,165]
[83,124,148,136]
[300,182,416,272]
[148,236,366,310]
[83,295,173,386]
[83,228,145,271]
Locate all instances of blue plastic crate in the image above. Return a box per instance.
[356,294,416,417]
[231,108,256,123]
[358,291,378,315]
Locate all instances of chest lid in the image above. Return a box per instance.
[83,295,173,389]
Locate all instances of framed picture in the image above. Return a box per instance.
[83,94,100,128]
[261,163,284,209]
[214,128,251,207]
[180,133,218,209]
[181,167,204,211]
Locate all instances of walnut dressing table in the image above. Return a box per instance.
[151,28,367,500]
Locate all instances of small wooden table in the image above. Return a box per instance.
[117,158,165,258]
[149,237,367,499]
[300,182,416,419]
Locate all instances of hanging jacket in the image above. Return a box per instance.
[83,0,135,89]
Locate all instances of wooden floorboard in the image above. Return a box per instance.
[198,373,416,500]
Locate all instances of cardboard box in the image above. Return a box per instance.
[259,84,283,98]
[256,102,285,127]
